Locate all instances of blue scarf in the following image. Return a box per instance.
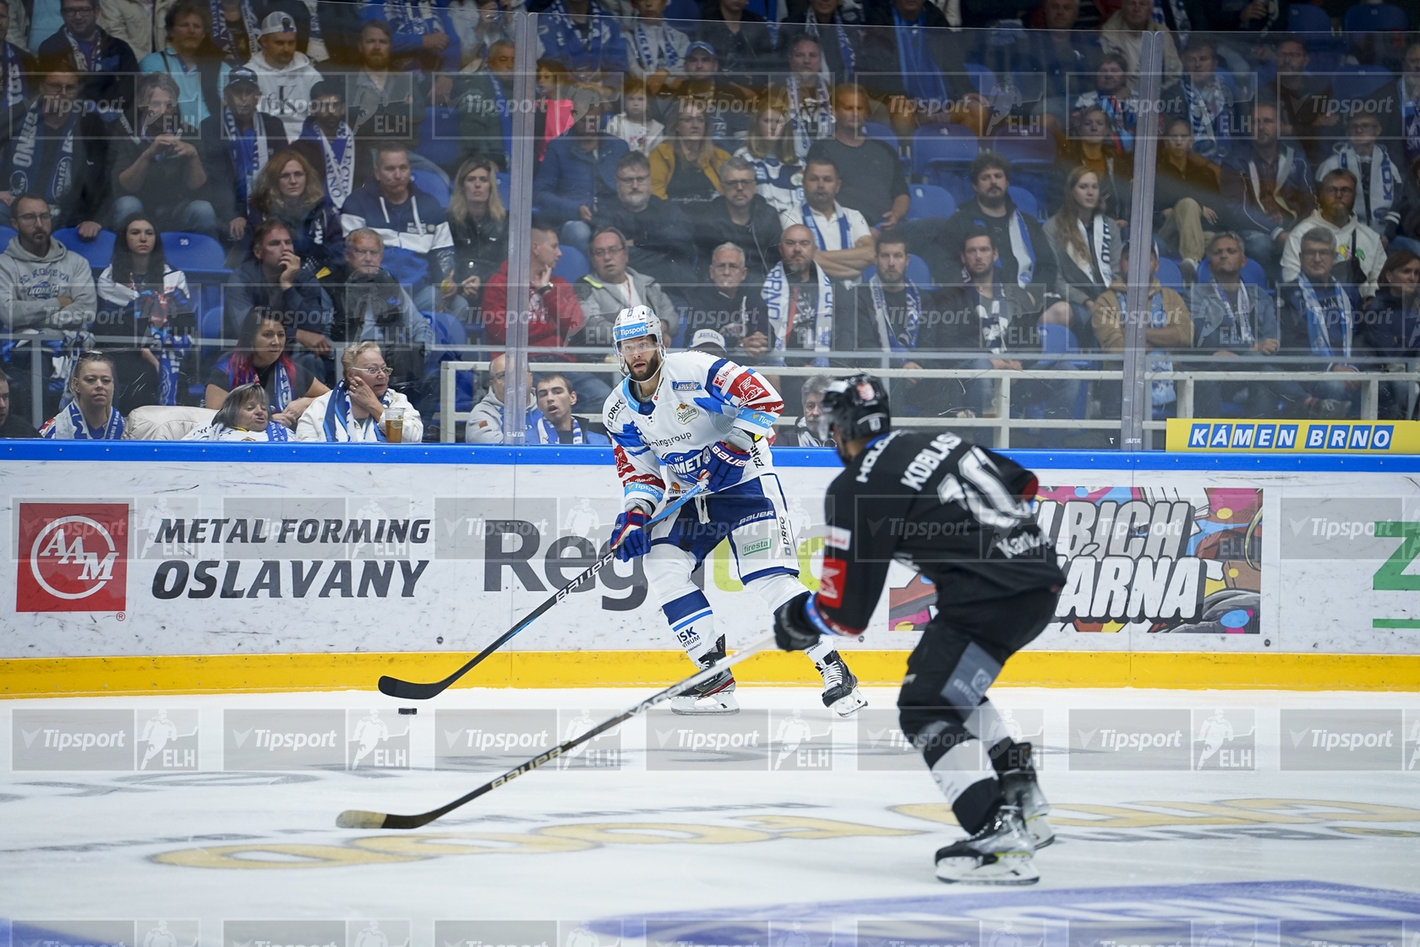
[867,276,921,352]
[0,43,26,110]
[299,117,356,209]
[223,106,270,213]
[321,381,390,442]
[6,102,78,202]
[801,201,852,251]
[1183,74,1230,159]
[1402,80,1420,163]
[893,9,947,107]
[1298,276,1353,363]
[146,324,193,406]
[43,402,125,439]
[532,414,591,443]
[804,11,854,77]
[223,354,296,413]
[762,261,834,365]
[1116,289,1175,406]
[209,0,259,63]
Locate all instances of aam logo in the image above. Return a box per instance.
[16,502,129,612]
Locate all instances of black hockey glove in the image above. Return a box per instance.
[773,591,821,651]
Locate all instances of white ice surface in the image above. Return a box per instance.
[2,685,1419,946]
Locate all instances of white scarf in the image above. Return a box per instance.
[1327,144,1399,230]
[1068,214,1112,289]
[631,21,681,73]
[1211,280,1255,347]
[302,119,355,209]
[762,262,833,362]
[786,72,832,160]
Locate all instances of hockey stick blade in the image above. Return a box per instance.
[376,481,709,701]
[338,633,776,830]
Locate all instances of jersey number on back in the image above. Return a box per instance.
[935,448,1032,530]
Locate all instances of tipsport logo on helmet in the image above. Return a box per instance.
[15,502,130,612]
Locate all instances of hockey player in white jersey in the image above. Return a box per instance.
[602,305,867,716]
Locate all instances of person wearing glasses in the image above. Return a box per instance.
[1281,168,1387,302]
[693,154,782,287]
[592,151,696,295]
[296,341,423,442]
[39,351,124,439]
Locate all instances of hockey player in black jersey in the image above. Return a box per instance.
[772,373,1066,885]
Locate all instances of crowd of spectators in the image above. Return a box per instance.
[1,0,1418,444]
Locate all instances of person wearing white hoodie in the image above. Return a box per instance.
[0,193,97,333]
[244,10,321,141]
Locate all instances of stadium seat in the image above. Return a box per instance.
[497,171,511,208]
[553,245,588,283]
[911,124,979,199]
[1155,256,1186,296]
[0,225,16,247]
[906,183,956,220]
[53,227,115,272]
[964,62,997,97]
[1331,65,1395,103]
[416,106,464,175]
[164,232,226,270]
[1343,3,1408,33]
[863,121,903,157]
[1007,185,1043,221]
[1288,4,1332,33]
[665,0,698,21]
[412,167,452,205]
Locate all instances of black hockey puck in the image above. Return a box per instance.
[398,707,417,715]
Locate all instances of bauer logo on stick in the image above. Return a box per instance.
[16,502,130,612]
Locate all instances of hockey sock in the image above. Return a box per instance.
[661,589,717,663]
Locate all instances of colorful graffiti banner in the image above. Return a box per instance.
[887,486,1262,635]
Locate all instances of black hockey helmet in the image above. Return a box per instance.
[818,374,891,443]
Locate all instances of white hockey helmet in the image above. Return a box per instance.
[612,305,661,359]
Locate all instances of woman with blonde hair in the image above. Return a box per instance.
[443,155,509,320]
[40,352,125,440]
[649,97,731,206]
[732,86,802,215]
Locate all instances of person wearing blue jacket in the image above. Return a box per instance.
[533,99,629,254]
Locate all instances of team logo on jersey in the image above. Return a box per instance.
[16,502,129,612]
[675,403,696,424]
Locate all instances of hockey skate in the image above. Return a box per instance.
[670,636,740,715]
[934,804,1038,885]
[999,745,1054,848]
[815,650,867,717]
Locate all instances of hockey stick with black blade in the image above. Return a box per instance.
[377,479,710,700]
[340,633,776,829]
